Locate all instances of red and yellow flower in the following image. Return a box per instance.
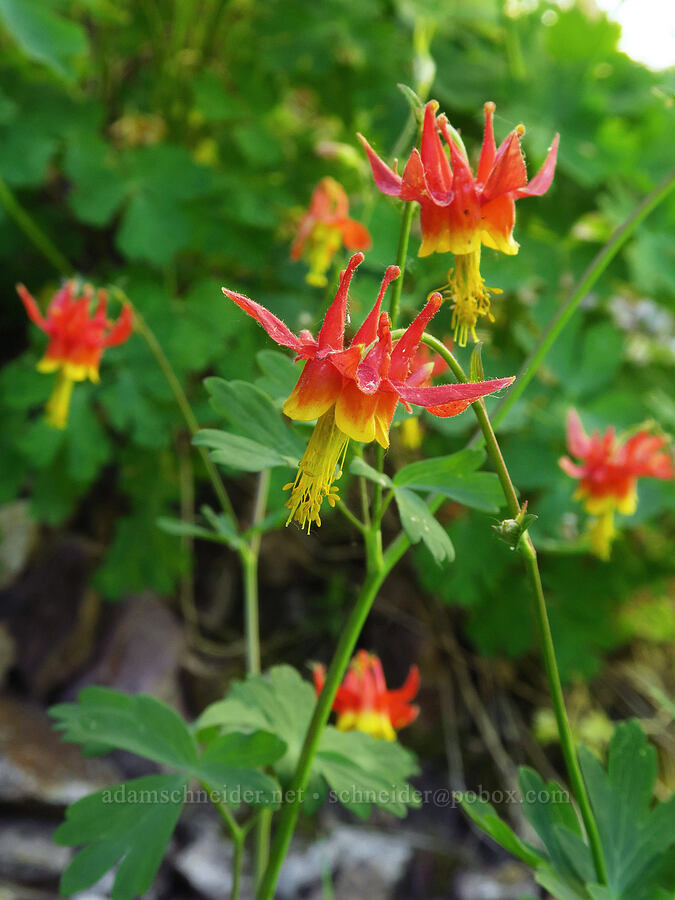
[223,252,514,531]
[290,177,371,288]
[18,280,133,429]
[313,650,420,741]
[359,101,559,346]
[559,410,673,559]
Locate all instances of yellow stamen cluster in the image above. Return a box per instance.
[440,249,501,347]
[45,371,75,429]
[283,408,349,532]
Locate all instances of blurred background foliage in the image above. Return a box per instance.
[0,0,673,764]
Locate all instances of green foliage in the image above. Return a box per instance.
[49,687,285,898]
[352,448,504,563]
[462,720,675,900]
[196,664,420,818]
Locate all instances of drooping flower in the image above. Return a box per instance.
[18,280,133,429]
[359,101,559,346]
[223,252,514,531]
[559,410,673,559]
[290,177,371,288]
[313,650,420,741]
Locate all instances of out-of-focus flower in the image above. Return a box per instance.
[313,650,420,741]
[18,281,133,429]
[559,410,673,559]
[109,113,167,147]
[290,177,371,287]
[223,252,514,531]
[359,101,558,346]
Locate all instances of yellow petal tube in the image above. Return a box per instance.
[283,407,349,532]
[45,370,75,429]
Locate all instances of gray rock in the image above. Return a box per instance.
[0,695,119,806]
[277,824,413,900]
[455,861,537,899]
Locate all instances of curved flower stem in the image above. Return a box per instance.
[416,333,608,885]
[388,199,416,330]
[257,526,387,900]
[243,469,272,887]
[373,197,417,516]
[0,175,73,276]
[130,305,237,523]
[487,168,675,435]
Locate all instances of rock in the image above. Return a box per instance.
[455,861,538,899]
[69,594,185,710]
[276,824,413,900]
[0,820,69,884]
[0,695,119,806]
[0,624,16,689]
[0,535,100,697]
[0,501,38,588]
[174,817,247,899]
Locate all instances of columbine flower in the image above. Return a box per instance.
[559,410,673,559]
[313,650,420,741]
[18,281,133,429]
[359,101,559,346]
[290,177,371,287]
[223,252,514,531]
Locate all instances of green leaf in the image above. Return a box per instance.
[579,720,674,897]
[535,865,591,900]
[194,429,298,471]
[459,795,545,868]
[55,773,187,900]
[349,456,394,489]
[394,488,455,565]
[0,0,88,79]
[196,731,285,808]
[394,449,504,513]
[196,666,420,817]
[50,687,199,769]
[204,378,304,460]
[519,767,585,883]
[255,349,299,401]
[316,729,420,818]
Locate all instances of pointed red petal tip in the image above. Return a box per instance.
[484,101,496,114]
[346,251,365,271]
[428,291,442,311]
[17,282,47,328]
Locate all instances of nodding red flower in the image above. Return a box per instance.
[17,280,133,429]
[223,252,514,531]
[559,410,673,559]
[290,177,371,288]
[313,650,420,741]
[359,101,559,346]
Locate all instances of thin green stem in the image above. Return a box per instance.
[415,333,607,883]
[130,305,237,523]
[256,529,387,900]
[242,469,271,888]
[0,176,72,276]
[336,499,366,534]
[388,200,416,330]
[488,169,675,434]
[242,469,269,676]
[520,535,607,883]
[231,835,244,900]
